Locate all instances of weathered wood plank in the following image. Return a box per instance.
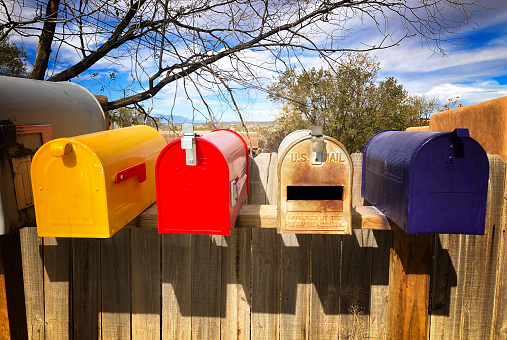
[309,234,341,339]
[369,230,390,339]
[340,230,373,339]
[44,237,72,339]
[161,234,192,340]
[20,227,44,340]
[130,204,392,230]
[72,238,101,340]
[0,238,10,339]
[462,156,506,339]
[0,232,27,339]
[101,229,131,340]
[280,234,310,340]
[131,228,160,339]
[266,153,278,205]
[351,153,364,207]
[247,153,272,205]
[387,232,432,340]
[191,235,222,339]
[250,153,280,340]
[251,228,281,340]
[220,227,251,340]
[492,156,507,339]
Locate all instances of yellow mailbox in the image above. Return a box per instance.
[31,125,165,238]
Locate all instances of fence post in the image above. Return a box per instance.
[387,232,432,339]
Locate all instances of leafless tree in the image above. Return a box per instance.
[0,0,486,122]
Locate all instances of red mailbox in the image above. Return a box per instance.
[156,125,249,235]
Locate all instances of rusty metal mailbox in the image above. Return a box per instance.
[31,125,165,238]
[278,127,353,234]
[156,124,249,235]
[362,128,489,234]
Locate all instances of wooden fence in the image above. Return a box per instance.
[18,153,507,339]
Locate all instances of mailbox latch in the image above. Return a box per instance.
[230,180,238,207]
[181,123,197,166]
[310,126,327,165]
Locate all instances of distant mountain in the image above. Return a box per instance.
[154,114,205,124]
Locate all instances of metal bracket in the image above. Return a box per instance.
[181,123,197,166]
[310,126,327,165]
[230,180,238,207]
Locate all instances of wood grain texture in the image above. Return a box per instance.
[1,231,29,340]
[191,235,222,339]
[161,234,192,340]
[251,228,280,340]
[369,230,390,338]
[340,230,373,338]
[388,232,432,340]
[72,238,101,340]
[131,228,160,339]
[247,153,272,205]
[280,234,310,340]
[130,204,392,230]
[0,237,11,339]
[351,153,364,207]
[492,156,507,338]
[20,228,44,340]
[310,234,341,339]
[220,227,251,340]
[250,153,280,340]
[101,229,131,340]
[44,237,72,339]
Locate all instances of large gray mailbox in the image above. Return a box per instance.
[0,76,107,234]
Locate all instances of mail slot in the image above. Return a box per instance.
[31,125,165,238]
[362,128,489,234]
[278,127,353,234]
[156,124,249,235]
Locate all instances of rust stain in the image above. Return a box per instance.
[278,137,353,234]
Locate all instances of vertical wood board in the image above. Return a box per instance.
[20,228,44,340]
[72,239,101,340]
[43,237,71,339]
[220,228,251,340]
[161,234,192,340]
[100,229,131,340]
[131,228,160,339]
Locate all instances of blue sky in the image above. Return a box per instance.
[13,0,507,122]
[164,0,507,122]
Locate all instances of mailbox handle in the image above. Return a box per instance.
[50,141,73,157]
[115,162,146,184]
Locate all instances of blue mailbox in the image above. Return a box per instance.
[362,128,489,234]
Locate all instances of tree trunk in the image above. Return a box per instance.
[29,0,60,80]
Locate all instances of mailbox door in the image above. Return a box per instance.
[278,137,353,234]
[32,140,109,237]
[408,134,489,234]
[157,139,230,235]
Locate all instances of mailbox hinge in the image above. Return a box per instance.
[181,123,197,166]
[310,126,327,165]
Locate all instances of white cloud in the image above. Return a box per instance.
[424,81,507,107]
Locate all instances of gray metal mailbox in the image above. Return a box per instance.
[362,128,489,234]
[0,76,107,234]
